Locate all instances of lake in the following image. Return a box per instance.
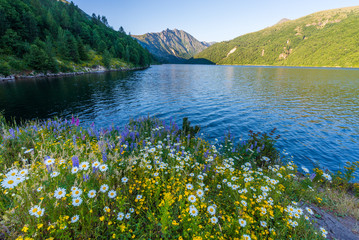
[0,64,358,174]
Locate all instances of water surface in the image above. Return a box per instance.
[0,65,358,174]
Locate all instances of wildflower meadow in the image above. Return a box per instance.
[0,115,358,239]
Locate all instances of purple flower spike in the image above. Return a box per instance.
[72,156,79,167]
[309,173,316,181]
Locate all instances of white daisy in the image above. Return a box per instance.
[6,169,18,178]
[125,213,131,219]
[29,205,40,216]
[242,234,251,240]
[79,162,90,171]
[44,158,55,166]
[188,195,196,203]
[100,184,109,193]
[210,216,218,224]
[99,164,108,172]
[108,190,117,199]
[18,169,28,176]
[36,186,43,192]
[24,148,34,154]
[117,212,124,220]
[54,187,66,199]
[72,197,83,206]
[88,190,96,198]
[71,167,79,174]
[72,188,83,198]
[136,194,142,200]
[1,176,18,189]
[306,207,314,215]
[196,189,204,198]
[207,205,216,215]
[50,171,60,178]
[260,221,267,227]
[239,218,247,227]
[71,215,79,223]
[33,207,45,218]
[186,183,193,190]
[129,208,134,213]
[189,206,198,217]
[121,177,128,183]
[92,161,100,168]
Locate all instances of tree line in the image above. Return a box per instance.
[0,0,152,76]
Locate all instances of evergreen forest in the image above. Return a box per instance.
[0,0,152,77]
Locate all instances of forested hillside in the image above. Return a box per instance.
[0,0,151,76]
[194,6,359,68]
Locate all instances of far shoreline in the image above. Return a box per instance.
[0,65,150,83]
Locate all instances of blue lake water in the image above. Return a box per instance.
[0,64,358,174]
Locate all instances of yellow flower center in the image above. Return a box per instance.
[8,180,14,184]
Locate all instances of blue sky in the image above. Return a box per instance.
[71,0,359,42]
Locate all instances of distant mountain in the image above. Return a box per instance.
[133,29,213,63]
[194,6,359,68]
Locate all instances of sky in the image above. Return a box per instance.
[71,0,359,42]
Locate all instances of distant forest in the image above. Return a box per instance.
[0,0,152,76]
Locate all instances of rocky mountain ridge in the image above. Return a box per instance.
[133,29,214,63]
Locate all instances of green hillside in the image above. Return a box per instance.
[0,0,151,77]
[194,6,359,67]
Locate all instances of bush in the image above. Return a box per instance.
[0,60,11,77]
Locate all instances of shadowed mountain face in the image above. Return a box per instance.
[194,6,359,68]
[133,29,214,63]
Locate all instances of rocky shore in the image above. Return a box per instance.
[0,65,149,82]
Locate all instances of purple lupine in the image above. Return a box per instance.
[102,152,107,162]
[72,156,79,167]
[203,164,208,173]
[309,173,316,181]
[71,116,75,125]
[83,174,90,182]
[257,147,261,153]
[73,135,77,146]
[9,128,15,137]
[75,118,79,127]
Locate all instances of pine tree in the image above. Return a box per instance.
[25,44,48,72]
[77,37,88,61]
[102,50,111,69]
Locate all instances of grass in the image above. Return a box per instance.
[0,115,358,239]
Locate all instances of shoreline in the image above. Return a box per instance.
[0,65,149,82]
